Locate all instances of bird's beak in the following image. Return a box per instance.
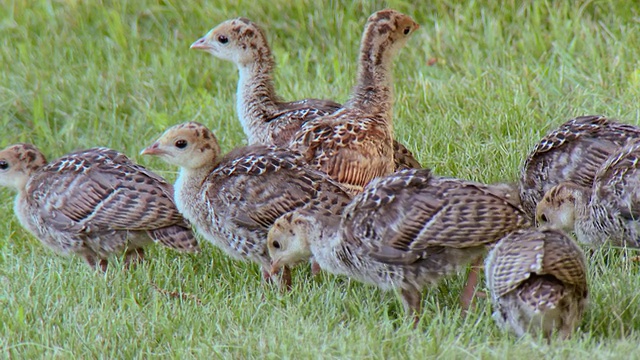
[140,142,164,156]
[270,259,282,276]
[190,36,210,50]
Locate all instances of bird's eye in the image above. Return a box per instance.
[272,241,281,249]
[540,214,548,223]
[218,35,229,44]
[0,160,8,170]
[175,140,188,149]
[403,27,411,35]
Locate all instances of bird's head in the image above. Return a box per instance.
[190,17,271,66]
[536,182,586,231]
[141,122,221,170]
[0,143,47,191]
[268,212,316,275]
[361,9,420,59]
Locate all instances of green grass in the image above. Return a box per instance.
[1,0,640,358]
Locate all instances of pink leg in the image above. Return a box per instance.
[262,268,274,283]
[262,266,292,291]
[281,266,292,291]
[311,260,322,276]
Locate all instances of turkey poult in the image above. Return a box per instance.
[190,15,421,171]
[485,228,588,340]
[0,144,199,271]
[141,122,351,289]
[267,168,529,325]
[536,139,640,248]
[289,9,420,194]
[519,115,640,221]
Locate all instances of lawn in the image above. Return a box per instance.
[1,0,640,358]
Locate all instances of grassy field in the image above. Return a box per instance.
[1,0,640,358]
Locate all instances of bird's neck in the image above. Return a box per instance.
[576,199,618,247]
[236,58,280,144]
[307,215,350,274]
[14,191,40,238]
[174,162,218,217]
[573,188,591,220]
[345,36,395,119]
[572,187,609,245]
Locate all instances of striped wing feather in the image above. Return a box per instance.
[29,148,186,233]
[206,146,350,234]
[343,169,529,265]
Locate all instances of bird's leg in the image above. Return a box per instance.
[460,256,486,314]
[83,254,108,272]
[280,266,292,292]
[124,248,145,269]
[262,266,292,291]
[262,268,274,283]
[98,259,108,272]
[311,260,322,276]
[257,268,274,301]
[400,287,422,328]
[558,322,573,341]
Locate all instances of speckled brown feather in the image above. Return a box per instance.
[204,145,354,275]
[145,122,352,282]
[266,99,342,146]
[537,139,640,248]
[520,115,640,220]
[592,139,640,219]
[488,229,587,299]
[0,144,198,270]
[292,110,395,193]
[515,276,567,314]
[270,101,420,171]
[344,169,531,266]
[205,146,343,240]
[289,10,420,192]
[539,231,588,294]
[192,18,339,147]
[393,141,422,170]
[28,148,199,252]
[192,17,421,171]
[487,234,545,298]
[485,228,588,339]
[267,168,531,323]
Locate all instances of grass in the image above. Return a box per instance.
[1,0,640,358]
